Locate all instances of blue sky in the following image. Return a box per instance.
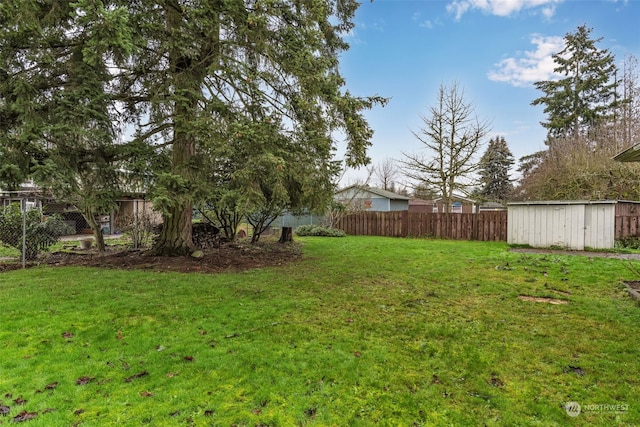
[337,0,640,185]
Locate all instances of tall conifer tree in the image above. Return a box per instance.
[477,136,514,202]
[532,25,619,141]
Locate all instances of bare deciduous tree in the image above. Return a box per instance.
[620,54,640,148]
[373,158,399,192]
[401,82,490,212]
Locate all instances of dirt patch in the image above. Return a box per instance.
[517,295,568,305]
[1,241,303,274]
[625,281,640,291]
[0,260,23,272]
[623,281,640,304]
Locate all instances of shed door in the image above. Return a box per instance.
[540,205,585,249]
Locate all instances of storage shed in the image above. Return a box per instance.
[508,200,639,250]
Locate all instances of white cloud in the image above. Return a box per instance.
[487,34,564,87]
[412,11,436,29]
[359,19,385,32]
[541,5,556,18]
[447,0,563,20]
[420,20,434,29]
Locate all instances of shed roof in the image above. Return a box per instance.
[507,200,622,206]
[613,143,640,162]
[432,195,476,203]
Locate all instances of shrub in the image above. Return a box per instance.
[295,225,346,237]
[615,237,640,250]
[115,211,158,249]
[0,203,73,260]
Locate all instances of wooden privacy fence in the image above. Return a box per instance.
[335,211,508,241]
[335,212,640,242]
[615,216,640,239]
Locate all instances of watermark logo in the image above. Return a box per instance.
[565,401,628,417]
[565,402,581,417]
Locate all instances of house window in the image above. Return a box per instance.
[451,202,462,213]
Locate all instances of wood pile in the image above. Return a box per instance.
[192,223,221,249]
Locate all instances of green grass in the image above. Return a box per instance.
[0,243,20,258]
[1,237,639,426]
[0,235,133,259]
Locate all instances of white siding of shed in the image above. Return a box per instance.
[508,204,584,249]
[541,205,584,249]
[584,204,615,249]
[508,201,617,250]
[507,205,528,245]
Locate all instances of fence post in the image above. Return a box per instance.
[22,198,26,269]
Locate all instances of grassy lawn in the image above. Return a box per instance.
[0,237,639,426]
[0,243,20,258]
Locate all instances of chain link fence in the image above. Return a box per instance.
[0,194,74,268]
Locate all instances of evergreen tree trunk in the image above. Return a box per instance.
[151,124,198,256]
[81,208,106,253]
[153,203,194,256]
[150,126,198,255]
[149,2,211,256]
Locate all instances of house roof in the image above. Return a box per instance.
[0,188,47,198]
[408,198,432,206]
[336,185,411,201]
[613,143,640,162]
[479,202,506,208]
[432,194,476,203]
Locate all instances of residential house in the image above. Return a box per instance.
[1,183,158,235]
[430,195,477,213]
[335,186,411,212]
[408,198,433,213]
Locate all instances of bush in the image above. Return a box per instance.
[0,203,73,260]
[615,237,640,250]
[115,211,157,249]
[295,225,346,237]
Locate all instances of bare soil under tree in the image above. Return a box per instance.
[0,241,302,274]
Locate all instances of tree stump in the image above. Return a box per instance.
[278,227,293,243]
[79,237,94,250]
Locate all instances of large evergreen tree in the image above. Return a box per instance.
[0,1,128,252]
[0,0,385,255]
[531,25,619,140]
[477,136,514,203]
